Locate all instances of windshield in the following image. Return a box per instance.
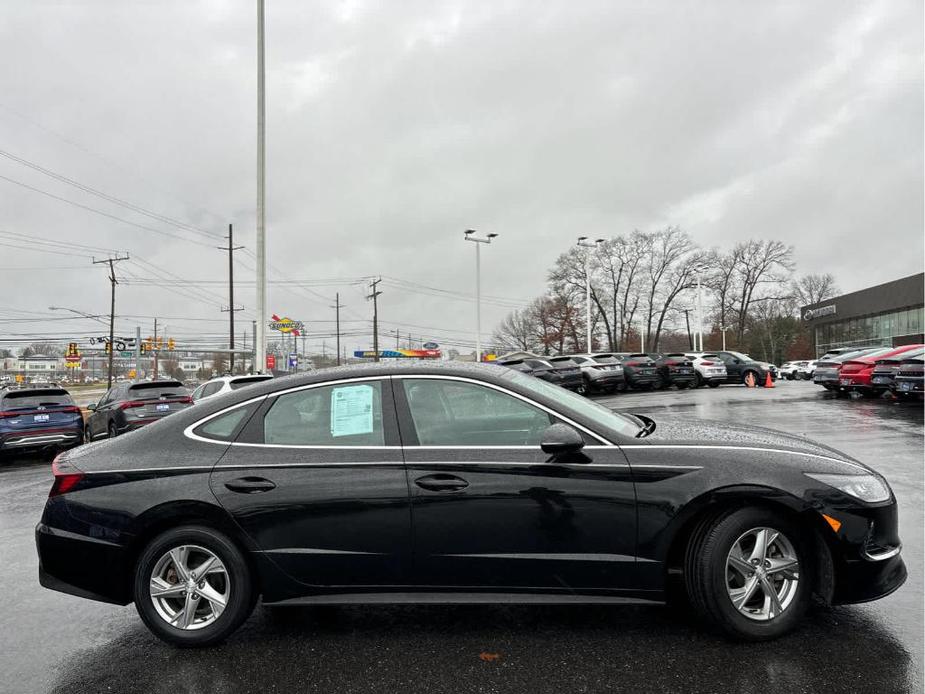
[502,369,642,439]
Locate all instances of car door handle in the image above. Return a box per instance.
[224,477,277,494]
[414,474,469,492]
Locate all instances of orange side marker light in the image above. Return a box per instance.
[822,514,841,533]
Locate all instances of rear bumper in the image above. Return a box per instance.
[36,522,132,605]
[585,372,626,389]
[0,426,82,451]
[891,378,923,394]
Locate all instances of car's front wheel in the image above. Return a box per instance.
[134,525,255,647]
[684,507,810,641]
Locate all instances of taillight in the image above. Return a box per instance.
[701,360,716,366]
[0,411,19,419]
[50,457,85,497]
[177,396,193,404]
[60,405,82,414]
[119,400,147,410]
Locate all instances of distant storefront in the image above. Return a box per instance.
[802,273,924,356]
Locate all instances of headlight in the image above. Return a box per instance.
[805,473,891,503]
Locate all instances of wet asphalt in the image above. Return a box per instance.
[0,380,921,694]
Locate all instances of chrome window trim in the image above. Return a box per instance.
[392,374,613,445]
[183,374,615,448]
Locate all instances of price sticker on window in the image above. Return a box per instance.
[330,385,374,437]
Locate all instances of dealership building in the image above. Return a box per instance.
[802,273,924,356]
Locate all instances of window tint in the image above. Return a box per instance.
[229,376,272,390]
[264,381,384,446]
[128,382,187,399]
[197,406,253,440]
[1,390,73,408]
[402,379,551,446]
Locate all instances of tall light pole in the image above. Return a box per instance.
[577,237,604,352]
[255,0,267,374]
[464,229,498,362]
[696,274,704,351]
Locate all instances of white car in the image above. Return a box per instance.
[683,352,728,387]
[191,374,273,403]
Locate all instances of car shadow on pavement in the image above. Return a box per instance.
[47,602,917,694]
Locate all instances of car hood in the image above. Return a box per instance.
[639,415,862,466]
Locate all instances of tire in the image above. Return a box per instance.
[694,372,704,388]
[83,424,92,444]
[684,507,811,641]
[707,381,721,388]
[133,525,255,647]
[108,422,118,439]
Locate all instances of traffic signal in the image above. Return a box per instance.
[104,342,112,354]
[167,338,175,350]
[140,343,147,354]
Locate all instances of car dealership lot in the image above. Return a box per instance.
[0,380,921,694]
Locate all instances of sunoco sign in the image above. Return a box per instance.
[803,304,836,321]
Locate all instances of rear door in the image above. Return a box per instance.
[395,376,638,592]
[209,377,413,591]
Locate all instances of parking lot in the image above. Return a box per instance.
[0,380,921,694]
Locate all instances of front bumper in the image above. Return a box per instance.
[833,554,906,604]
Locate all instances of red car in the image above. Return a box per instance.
[837,344,924,394]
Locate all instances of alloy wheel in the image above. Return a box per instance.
[149,544,230,630]
[725,527,800,621]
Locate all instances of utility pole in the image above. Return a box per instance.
[219,223,244,373]
[92,254,129,389]
[251,320,257,374]
[683,309,692,350]
[255,0,268,375]
[331,293,342,366]
[367,278,382,362]
[134,326,141,381]
[153,318,159,380]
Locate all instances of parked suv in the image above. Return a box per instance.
[870,349,924,393]
[192,374,274,403]
[497,358,583,392]
[614,353,659,390]
[566,354,626,394]
[715,351,777,385]
[892,355,924,400]
[84,380,191,441]
[0,386,83,455]
[651,353,697,389]
[684,352,728,387]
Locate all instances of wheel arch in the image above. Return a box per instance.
[662,485,835,604]
[126,500,263,598]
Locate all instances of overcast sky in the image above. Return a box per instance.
[1,0,922,354]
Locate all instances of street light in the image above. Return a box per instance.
[464,229,498,362]
[576,237,604,352]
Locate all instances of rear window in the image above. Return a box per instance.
[229,376,273,390]
[593,356,619,364]
[1,390,73,408]
[549,357,576,365]
[127,382,187,400]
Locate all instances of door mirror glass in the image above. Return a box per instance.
[540,423,585,455]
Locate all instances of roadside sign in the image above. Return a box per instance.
[15,374,24,383]
[120,351,132,358]
[266,354,276,369]
[288,353,298,368]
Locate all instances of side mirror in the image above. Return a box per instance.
[86,403,96,411]
[540,423,585,455]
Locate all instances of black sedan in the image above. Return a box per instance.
[715,351,778,385]
[37,362,905,647]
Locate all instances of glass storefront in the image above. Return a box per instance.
[815,306,924,355]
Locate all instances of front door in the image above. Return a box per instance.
[209,378,412,591]
[394,376,638,592]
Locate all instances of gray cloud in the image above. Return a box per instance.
[1,0,921,352]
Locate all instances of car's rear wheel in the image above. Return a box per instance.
[684,507,810,641]
[134,525,255,647]
[707,381,721,388]
[108,422,118,439]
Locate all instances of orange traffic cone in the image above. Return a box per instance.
[745,372,755,388]
[765,372,774,388]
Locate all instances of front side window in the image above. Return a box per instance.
[402,379,551,446]
[264,381,384,446]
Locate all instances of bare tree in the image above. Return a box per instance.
[791,273,839,309]
[493,307,536,352]
[727,240,795,343]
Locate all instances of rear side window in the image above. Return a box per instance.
[263,381,384,446]
[1,390,73,408]
[195,404,258,441]
[201,382,224,398]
